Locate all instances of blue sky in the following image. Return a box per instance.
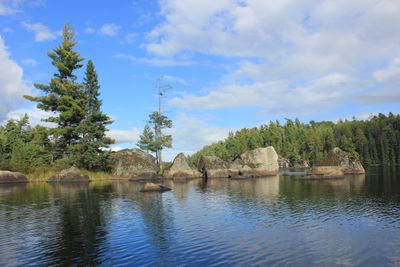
[1,0,400,160]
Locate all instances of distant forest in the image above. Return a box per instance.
[189,113,400,166]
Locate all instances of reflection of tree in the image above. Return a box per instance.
[120,184,175,264]
[43,183,112,265]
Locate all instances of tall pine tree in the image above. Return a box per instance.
[76,60,114,171]
[24,24,85,160]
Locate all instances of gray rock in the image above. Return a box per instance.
[232,146,279,178]
[302,166,345,180]
[48,166,90,183]
[111,149,159,180]
[140,182,171,192]
[163,153,202,179]
[304,147,365,179]
[197,156,231,178]
[0,170,28,184]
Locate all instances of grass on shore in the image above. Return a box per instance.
[27,168,111,182]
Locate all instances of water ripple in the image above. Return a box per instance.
[0,169,399,266]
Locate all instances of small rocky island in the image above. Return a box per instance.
[303,147,365,180]
[111,146,280,180]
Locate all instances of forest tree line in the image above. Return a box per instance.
[189,113,400,166]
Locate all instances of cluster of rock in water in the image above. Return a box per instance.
[111,146,280,181]
[0,146,365,184]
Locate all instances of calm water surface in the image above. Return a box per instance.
[0,167,399,266]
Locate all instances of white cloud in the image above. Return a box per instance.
[357,57,400,104]
[22,22,56,41]
[0,0,44,15]
[0,35,31,121]
[4,107,55,127]
[84,27,95,34]
[107,128,141,144]
[168,113,231,155]
[0,0,17,15]
[21,58,38,66]
[146,0,400,113]
[163,75,186,84]
[99,23,121,36]
[373,57,400,83]
[170,73,354,114]
[2,27,14,33]
[113,53,193,66]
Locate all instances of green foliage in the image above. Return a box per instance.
[74,60,114,171]
[146,111,173,166]
[137,124,156,153]
[21,24,114,172]
[0,115,52,172]
[189,113,400,166]
[24,24,85,160]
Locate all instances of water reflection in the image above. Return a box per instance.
[0,167,399,266]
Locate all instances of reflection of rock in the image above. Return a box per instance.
[229,175,280,199]
[111,149,159,180]
[347,174,366,190]
[0,170,28,184]
[48,166,90,183]
[163,153,202,179]
[303,166,345,180]
[305,147,365,179]
[140,182,171,192]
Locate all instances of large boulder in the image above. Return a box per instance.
[111,149,159,180]
[305,147,365,179]
[237,146,279,177]
[0,170,28,184]
[163,153,202,179]
[48,166,90,183]
[197,156,231,178]
[314,147,365,174]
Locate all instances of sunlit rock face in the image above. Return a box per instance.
[196,147,280,179]
[232,146,280,178]
[163,153,202,180]
[0,170,28,184]
[111,149,159,180]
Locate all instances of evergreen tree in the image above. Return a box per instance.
[148,111,172,166]
[137,124,155,153]
[76,60,114,171]
[24,24,85,160]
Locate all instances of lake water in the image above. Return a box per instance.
[0,167,399,266]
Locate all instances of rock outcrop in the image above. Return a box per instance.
[233,146,279,178]
[163,153,202,179]
[139,182,171,192]
[305,147,365,179]
[196,147,280,179]
[111,149,159,180]
[0,170,28,184]
[197,156,231,178]
[48,166,90,183]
